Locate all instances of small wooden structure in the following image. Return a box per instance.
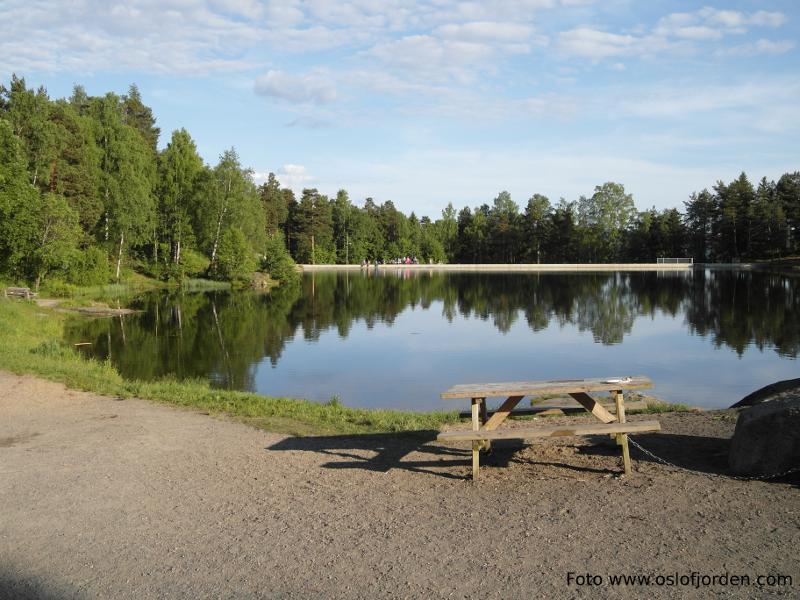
[439,376,661,480]
[3,287,37,300]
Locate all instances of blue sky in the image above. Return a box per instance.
[2,0,798,217]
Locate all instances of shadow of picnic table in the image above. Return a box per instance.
[268,429,799,485]
[268,431,486,480]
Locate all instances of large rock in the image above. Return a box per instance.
[729,395,800,476]
[730,378,800,408]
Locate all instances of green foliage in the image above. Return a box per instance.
[0,119,40,278]
[579,182,636,262]
[179,248,210,278]
[262,234,298,283]
[289,188,334,263]
[260,172,290,237]
[2,73,799,291]
[31,193,82,289]
[157,128,203,266]
[41,280,79,298]
[213,227,255,282]
[66,246,111,286]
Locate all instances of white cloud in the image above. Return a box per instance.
[726,39,795,57]
[0,0,264,75]
[561,7,790,62]
[367,35,500,83]
[698,8,785,30]
[557,28,638,58]
[656,7,787,40]
[619,78,800,133]
[276,164,316,191]
[252,171,270,185]
[434,21,534,43]
[668,26,722,41]
[749,10,787,27]
[254,70,338,104]
[698,8,747,30]
[210,0,265,20]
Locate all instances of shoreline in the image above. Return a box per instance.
[298,262,798,272]
[300,262,696,272]
[0,298,458,436]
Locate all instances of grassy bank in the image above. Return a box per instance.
[37,273,235,304]
[0,297,458,436]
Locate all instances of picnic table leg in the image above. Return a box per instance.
[478,397,492,452]
[614,390,631,475]
[471,398,482,479]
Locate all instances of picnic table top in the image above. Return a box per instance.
[440,376,652,400]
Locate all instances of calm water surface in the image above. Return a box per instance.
[65,270,799,411]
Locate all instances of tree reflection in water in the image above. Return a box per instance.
[65,269,800,393]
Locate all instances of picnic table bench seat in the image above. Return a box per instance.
[437,420,661,442]
[438,376,659,480]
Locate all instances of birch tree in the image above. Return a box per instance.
[158,129,203,265]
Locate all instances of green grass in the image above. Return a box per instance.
[41,274,234,305]
[178,278,232,292]
[0,297,458,436]
[40,273,170,303]
[628,400,694,414]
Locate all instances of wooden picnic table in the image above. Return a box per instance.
[3,287,37,300]
[438,376,661,480]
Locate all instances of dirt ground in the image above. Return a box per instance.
[1,371,798,599]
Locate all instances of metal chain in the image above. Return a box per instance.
[627,435,800,482]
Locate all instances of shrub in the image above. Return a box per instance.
[66,247,111,286]
[180,248,210,278]
[212,227,256,283]
[261,234,298,283]
[42,279,78,298]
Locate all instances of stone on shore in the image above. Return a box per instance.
[729,395,800,476]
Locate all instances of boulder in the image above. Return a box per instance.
[730,378,800,408]
[729,395,800,476]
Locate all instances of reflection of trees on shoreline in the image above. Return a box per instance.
[65,270,800,390]
[685,270,800,357]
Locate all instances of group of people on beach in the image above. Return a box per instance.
[361,256,420,268]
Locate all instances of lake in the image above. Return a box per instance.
[65,269,799,411]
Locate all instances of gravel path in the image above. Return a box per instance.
[1,372,798,599]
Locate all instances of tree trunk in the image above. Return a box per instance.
[115,232,124,280]
[104,188,110,241]
[210,178,231,267]
[210,209,224,265]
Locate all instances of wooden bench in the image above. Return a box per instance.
[3,287,37,300]
[457,398,648,419]
[438,376,661,480]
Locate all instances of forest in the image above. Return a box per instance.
[1,75,799,291]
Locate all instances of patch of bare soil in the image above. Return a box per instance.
[1,372,797,599]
